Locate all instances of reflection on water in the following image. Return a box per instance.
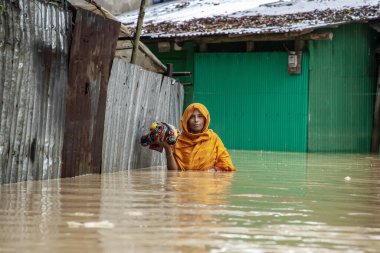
[1,151,380,252]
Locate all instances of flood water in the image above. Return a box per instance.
[1,151,380,252]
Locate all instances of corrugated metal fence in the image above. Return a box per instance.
[308,24,376,153]
[0,0,71,184]
[194,52,309,152]
[102,58,184,172]
[0,0,184,184]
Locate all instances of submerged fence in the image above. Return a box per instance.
[102,58,184,172]
[0,0,71,184]
[0,0,184,184]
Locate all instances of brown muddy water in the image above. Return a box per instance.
[1,151,380,253]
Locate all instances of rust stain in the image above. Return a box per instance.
[62,9,121,178]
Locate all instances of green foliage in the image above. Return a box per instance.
[0,5,3,13]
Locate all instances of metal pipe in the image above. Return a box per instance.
[172,72,192,77]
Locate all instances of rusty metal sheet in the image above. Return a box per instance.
[62,9,120,177]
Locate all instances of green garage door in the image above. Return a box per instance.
[194,52,309,152]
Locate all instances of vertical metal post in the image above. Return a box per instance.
[166,63,173,77]
[131,0,146,64]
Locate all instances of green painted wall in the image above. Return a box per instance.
[308,24,377,152]
[147,23,377,153]
[194,52,309,152]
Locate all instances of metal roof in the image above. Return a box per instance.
[117,0,380,39]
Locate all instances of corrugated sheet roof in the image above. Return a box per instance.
[68,0,167,73]
[117,0,380,39]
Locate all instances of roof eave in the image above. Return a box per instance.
[137,18,380,44]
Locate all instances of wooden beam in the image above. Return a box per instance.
[299,32,333,41]
[176,29,315,44]
[131,0,146,64]
[199,43,207,52]
[246,41,254,52]
[141,31,334,44]
[295,39,305,51]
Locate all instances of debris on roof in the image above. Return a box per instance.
[117,0,380,39]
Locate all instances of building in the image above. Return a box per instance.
[118,0,380,153]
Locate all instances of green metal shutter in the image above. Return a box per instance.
[194,52,309,152]
[308,24,376,153]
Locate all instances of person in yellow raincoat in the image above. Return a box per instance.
[157,103,235,171]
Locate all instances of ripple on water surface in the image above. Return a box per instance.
[1,151,380,252]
